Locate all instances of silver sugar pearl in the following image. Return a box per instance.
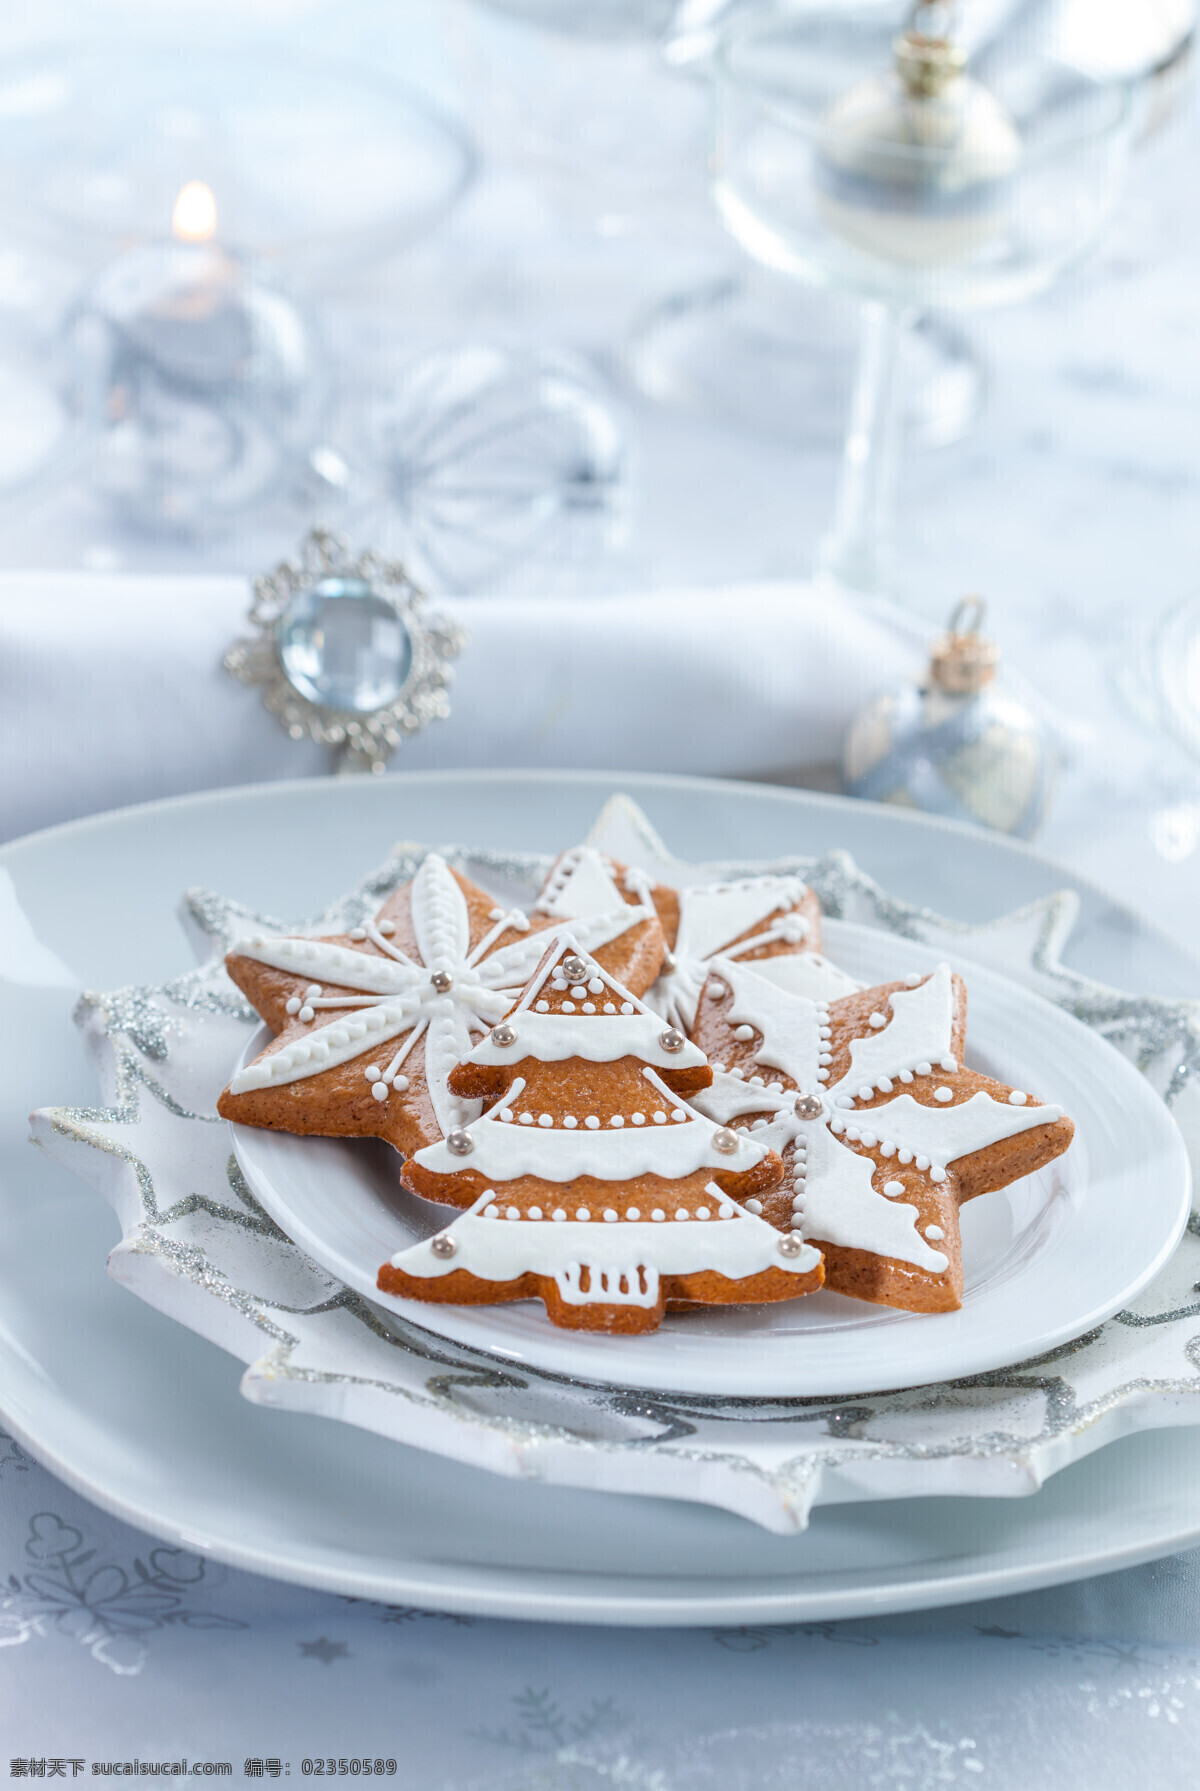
[430,1232,458,1259]
[712,1127,739,1155]
[778,1232,806,1257]
[430,969,454,994]
[491,1022,517,1047]
[661,950,678,974]
[794,1093,824,1121]
[659,1026,686,1053]
[562,955,588,982]
[445,1128,474,1156]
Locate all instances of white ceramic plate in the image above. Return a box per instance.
[8,770,1200,1619]
[231,920,1188,1397]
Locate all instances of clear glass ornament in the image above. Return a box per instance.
[348,344,628,594]
[843,598,1052,837]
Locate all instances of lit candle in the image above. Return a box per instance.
[63,181,325,534]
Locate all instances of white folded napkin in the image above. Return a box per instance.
[0,572,924,841]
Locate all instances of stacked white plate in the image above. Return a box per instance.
[10,772,1200,1623]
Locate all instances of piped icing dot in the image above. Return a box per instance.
[709,981,727,999]
[587,978,604,994]
[519,1112,534,1125]
[744,1199,763,1214]
[286,997,301,1015]
[675,1208,689,1221]
[653,1111,667,1124]
[651,1209,666,1222]
[1009,1090,1028,1105]
[930,1165,947,1181]
[733,1025,755,1041]
[378,920,396,937]
[925,1224,945,1241]
[393,1075,409,1092]
[582,1003,596,1014]
[552,1209,567,1222]
[298,1006,314,1023]
[484,1204,499,1218]
[916,1061,932,1077]
[562,1001,576,1013]
[730,1067,745,1080]
[535,1000,550,1013]
[934,1087,953,1102]
[610,1115,625,1128]
[697,1207,710,1220]
[718,1202,734,1218]
[905,972,923,986]
[626,1206,641,1221]
[506,1206,520,1220]
[500,1108,514,1122]
[576,1207,591,1221]
[621,1002,635,1015]
[899,1070,914,1083]
[529,1207,543,1221]
[899,1148,913,1163]
[585,1115,600,1129]
[552,978,568,991]
[632,1112,646,1125]
[883,1180,905,1196]
[604,1209,619,1222]
[603,1003,616,1014]
[349,928,367,941]
[570,985,586,998]
[671,1108,687,1122]
[364,1065,381,1081]
[371,1082,389,1101]
[857,1085,873,1101]
[868,1012,887,1029]
[563,1115,578,1128]
[537,1113,553,1128]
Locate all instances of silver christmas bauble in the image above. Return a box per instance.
[843,599,1052,837]
[816,11,1021,267]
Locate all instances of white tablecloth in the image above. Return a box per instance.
[2,1435,1199,1787]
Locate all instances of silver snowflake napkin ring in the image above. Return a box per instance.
[224,527,466,773]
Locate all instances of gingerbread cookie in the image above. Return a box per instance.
[378,931,823,1334]
[535,847,861,1028]
[691,955,1074,1312]
[218,852,664,1159]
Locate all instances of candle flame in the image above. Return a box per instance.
[172,180,218,243]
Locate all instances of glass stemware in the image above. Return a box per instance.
[711,2,1137,596]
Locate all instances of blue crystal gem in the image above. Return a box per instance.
[277,576,412,714]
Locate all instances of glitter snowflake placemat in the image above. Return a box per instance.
[29,798,1200,1533]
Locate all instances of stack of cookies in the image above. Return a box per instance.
[219,845,1074,1337]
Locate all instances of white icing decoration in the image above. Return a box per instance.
[828,965,957,1101]
[534,847,627,920]
[393,1195,817,1298]
[412,1067,767,1183]
[230,858,657,1136]
[648,874,863,1031]
[693,957,1063,1275]
[467,1011,707,1069]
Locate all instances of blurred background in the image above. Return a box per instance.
[3,0,1200,926]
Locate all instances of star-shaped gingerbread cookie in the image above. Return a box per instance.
[218,851,664,1156]
[690,955,1074,1312]
[533,844,860,1029]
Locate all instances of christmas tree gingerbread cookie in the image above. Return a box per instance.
[378,932,823,1334]
[217,853,665,1159]
[690,955,1074,1312]
[533,844,860,1030]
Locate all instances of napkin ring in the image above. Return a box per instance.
[224,528,466,774]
